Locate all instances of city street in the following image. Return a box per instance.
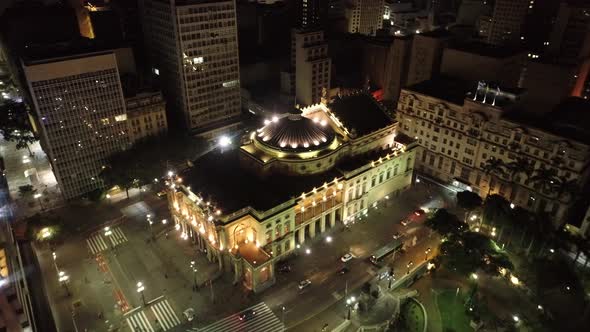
[37,178,456,332]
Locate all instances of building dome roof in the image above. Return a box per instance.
[255,111,335,152]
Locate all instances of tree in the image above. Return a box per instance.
[530,166,559,196]
[482,157,507,196]
[99,152,138,198]
[456,190,482,222]
[482,194,510,226]
[505,157,534,198]
[0,101,38,156]
[425,208,467,237]
[18,184,37,200]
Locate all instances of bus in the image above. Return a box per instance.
[369,239,404,265]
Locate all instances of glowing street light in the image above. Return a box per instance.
[510,203,515,209]
[325,236,332,243]
[161,219,167,225]
[58,271,70,296]
[471,273,478,280]
[137,281,146,305]
[190,261,198,291]
[305,248,311,255]
[512,315,520,323]
[346,296,357,319]
[219,135,232,148]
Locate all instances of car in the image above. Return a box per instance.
[340,253,353,262]
[239,309,256,321]
[400,219,411,226]
[298,279,312,290]
[414,209,425,216]
[277,264,291,274]
[338,266,350,275]
[157,190,167,197]
[392,232,402,239]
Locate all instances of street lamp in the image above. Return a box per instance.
[58,271,70,296]
[137,281,146,306]
[162,219,167,225]
[425,247,431,261]
[104,226,113,250]
[406,261,414,275]
[325,236,332,243]
[190,261,198,291]
[147,215,154,238]
[305,248,311,255]
[281,306,286,331]
[346,296,356,320]
[52,251,59,273]
[34,193,45,210]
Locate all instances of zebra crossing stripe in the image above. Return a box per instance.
[86,235,108,255]
[198,302,283,332]
[109,227,128,247]
[150,300,180,330]
[126,311,154,332]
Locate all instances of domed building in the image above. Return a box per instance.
[168,93,418,292]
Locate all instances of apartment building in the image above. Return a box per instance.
[23,51,130,199]
[125,91,168,143]
[396,76,590,227]
[292,29,331,106]
[142,0,241,133]
[345,0,385,36]
[406,30,451,86]
[486,0,528,46]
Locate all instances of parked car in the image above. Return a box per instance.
[277,264,291,274]
[401,219,411,226]
[298,279,312,290]
[239,309,256,321]
[392,232,402,239]
[338,266,350,275]
[413,208,425,216]
[340,253,353,262]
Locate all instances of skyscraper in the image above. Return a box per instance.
[23,51,130,199]
[345,0,385,36]
[141,0,241,133]
[486,0,528,46]
[297,0,328,29]
[293,29,331,106]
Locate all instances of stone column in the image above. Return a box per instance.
[217,251,223,270]
[298,227,305,244]
[309,222,316,238]
[320,215,326,233]
[330,210,336,227]
[233,261,240,284]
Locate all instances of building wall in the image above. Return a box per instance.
[126,92,168,143]
[487,0,528,46]
[294,30,331,106]
[396,89,590,225]
[441,48,526,87]
[547,2,590,65]
[346,0,385,36]
[406,33,449,86]
[23,52,129,199]
[142,0,241,131]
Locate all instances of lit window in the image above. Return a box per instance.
[193,57,204,64]
[115,114,127,122]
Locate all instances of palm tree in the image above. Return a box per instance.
[482,157,507,196]
[506,157,534,190]
[555,176,580,202]
[529,166,559,196]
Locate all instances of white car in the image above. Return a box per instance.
[298,279,312,290]
[340,253,353,262]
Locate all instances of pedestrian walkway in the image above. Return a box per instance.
[151,299,181,331]
[86,227,128,254]
[125,309,154,332]
[188,302,283,332]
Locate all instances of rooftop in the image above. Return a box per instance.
[182,149,341,213]
[405,76,474,105]
[448,42,524,58]
[330,94,393,136]
[418,29,452,38]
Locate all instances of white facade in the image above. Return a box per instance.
[142,0,241,131]
[293,29,331,107]
[346,0,385,36]
[23,52,129,199]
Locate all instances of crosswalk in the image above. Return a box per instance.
[126,310,153,332]
[86,226,128,254]
[125,299,180,332]
[151,299,181,330]
[192,302,283,332]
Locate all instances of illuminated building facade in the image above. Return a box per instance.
[142,0,241,132]
[345,0,385,36]
[397,77,590,228]
[23,51,130,199]
[125,91,168,143]
[168,94,417,292]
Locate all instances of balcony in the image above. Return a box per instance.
[295,197,341,226]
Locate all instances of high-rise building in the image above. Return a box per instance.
[292,29,331,106]
[345,0,385,36]
[125,91,168,143]
[23,51,130,199]
[486,0,528,46]
[396,77,590,228]
[141,0,241,133]
[547,1,590,65]
[296,0,328,29]
[406,30,451,86]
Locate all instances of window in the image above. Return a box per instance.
[371,176,376,187]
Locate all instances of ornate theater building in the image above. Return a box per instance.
[168,93,418,292]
